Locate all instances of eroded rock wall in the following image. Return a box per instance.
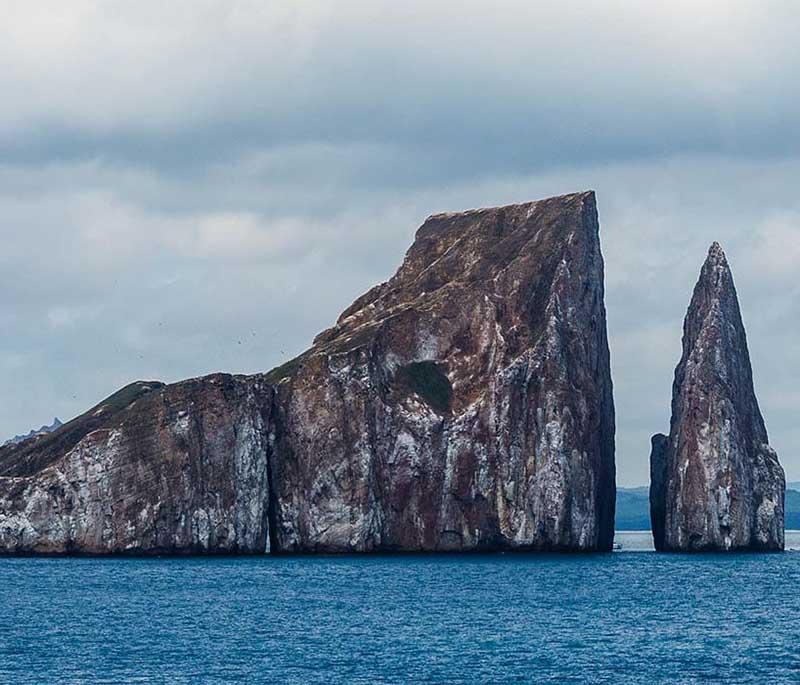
[0,376,273,554]
[268,191,616,552]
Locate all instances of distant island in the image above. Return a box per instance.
[616,485,800,531]
[2,418,62,447]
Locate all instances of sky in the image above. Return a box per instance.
[1,1,799,486]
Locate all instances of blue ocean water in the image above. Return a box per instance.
[2,532,800,684]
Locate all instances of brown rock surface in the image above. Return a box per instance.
[0,190,616,554]
[269,190,616,552]
[649,243,784,551]
[0,376,273,554]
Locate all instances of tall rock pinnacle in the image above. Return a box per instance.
[649,243,784,551]
[0,191,616,554]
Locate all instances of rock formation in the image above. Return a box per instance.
[0,190,616,554]
[0,377,273,554]
[649,243,784,552]
[268,190,616,553]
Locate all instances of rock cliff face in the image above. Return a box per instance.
[0,190,616,554]
[269,191,616,552]
[0,376,273,554]
[649,243,784,552]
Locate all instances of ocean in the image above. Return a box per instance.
[2,532,799,684]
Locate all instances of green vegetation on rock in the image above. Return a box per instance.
[264,355,304,385]
[395,361,453,413]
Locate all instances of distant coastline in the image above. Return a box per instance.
[617,486,800,531]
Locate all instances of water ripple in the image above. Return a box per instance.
[1,537,800,683]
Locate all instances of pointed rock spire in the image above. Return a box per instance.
[649,243,785,551]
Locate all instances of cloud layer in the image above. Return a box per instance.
[1,1,799,485]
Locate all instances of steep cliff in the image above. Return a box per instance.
[649,243,784,552]
[0,190,616,554]
[0,376,273,554]
[268,190,616,552]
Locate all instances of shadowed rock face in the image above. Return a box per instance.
[649,243,784,552]
[0,190,616,554]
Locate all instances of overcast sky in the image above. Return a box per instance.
[1,1,799,485]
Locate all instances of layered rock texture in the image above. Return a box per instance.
[269,191,616,553]
[649,243,784,552]
[0,377,273,554]
[0,190,616,554]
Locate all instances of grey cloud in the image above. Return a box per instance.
[2,2,799,178]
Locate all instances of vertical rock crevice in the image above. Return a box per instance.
[261,381,284,555]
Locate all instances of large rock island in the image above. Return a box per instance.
[649,243,784,552]
[0,190,616,554]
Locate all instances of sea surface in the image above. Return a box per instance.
[2,532,800,684]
